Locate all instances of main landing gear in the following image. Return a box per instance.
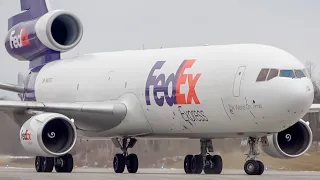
[35,154,74,173]
[184,139,223,174]
[112,137,139,173]
[243,137,264,175]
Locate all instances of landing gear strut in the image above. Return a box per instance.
[244,137,264,175]
[35,153,74,173]
[112,137,138,173]
[184,139,223,174]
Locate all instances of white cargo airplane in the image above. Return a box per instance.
[0,0,318,176]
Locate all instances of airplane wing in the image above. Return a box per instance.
[0,100,127,131]
[308,104,320,113]
[0,100,126,114]
[0,82,127,131]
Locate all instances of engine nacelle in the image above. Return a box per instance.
[259,119,312,159]
[20,113,77,157]
[35,10,83,52]
[5,10,83,61]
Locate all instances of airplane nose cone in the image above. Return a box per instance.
[286,79,314,117]
[272,78,314,130]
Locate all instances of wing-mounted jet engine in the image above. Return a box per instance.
[259,119,312,159]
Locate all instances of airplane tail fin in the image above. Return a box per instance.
[8,0,50,30]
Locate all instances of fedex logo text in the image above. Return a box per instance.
[21,129,31,141]
[145,59,201,106]
[9,28,30,49]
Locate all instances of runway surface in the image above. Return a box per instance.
[0,167,320,180]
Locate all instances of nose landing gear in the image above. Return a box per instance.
[243,137,265,175]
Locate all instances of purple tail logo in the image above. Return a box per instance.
[9,28,30,49]
[145,59,202,106]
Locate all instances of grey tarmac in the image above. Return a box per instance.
[0,167,319,180]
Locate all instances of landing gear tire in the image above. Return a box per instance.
[244,159,264,175]
[203,155,212,174]
[184,155,193,174]
[126,154,138,173]
[112,138,139,174]
[42,157,54,172]
[204,155,223,174]
[184,139,223,175]
[113,153,126,173]
[256,160,265,175]
[191,155,203,174]
[55,154,74,173]
[35,156,43,172]
[35,156,54,172]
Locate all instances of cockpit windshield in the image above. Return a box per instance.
[256,68,307,82]
[294,70,306,78]
[302,69,310,78]
[267,69,279,80]
[280,70,295,78]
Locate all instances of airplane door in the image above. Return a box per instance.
[233,66,246,97]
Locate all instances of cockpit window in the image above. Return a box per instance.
[280,70,295,78]
[256,68,307,82]
[256,68,270,81]
[267,69,279,80]
[303,69,310,78]
[294,70,306,78]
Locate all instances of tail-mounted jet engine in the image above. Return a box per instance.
[5,10,83,61]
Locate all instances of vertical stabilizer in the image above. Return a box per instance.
[8,0,50,30]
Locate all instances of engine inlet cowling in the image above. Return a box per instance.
[20,113,77,157]
[35,10,83,52]
[259,119,312,159]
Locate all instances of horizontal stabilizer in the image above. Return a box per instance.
[0,83,24,93]
[308,104,320,113]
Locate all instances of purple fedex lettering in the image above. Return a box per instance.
[145,60,201,106]
[9,28,30,49]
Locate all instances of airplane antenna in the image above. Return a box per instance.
[142,44,145,50]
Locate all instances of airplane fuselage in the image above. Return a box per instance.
[23,44,313,139]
